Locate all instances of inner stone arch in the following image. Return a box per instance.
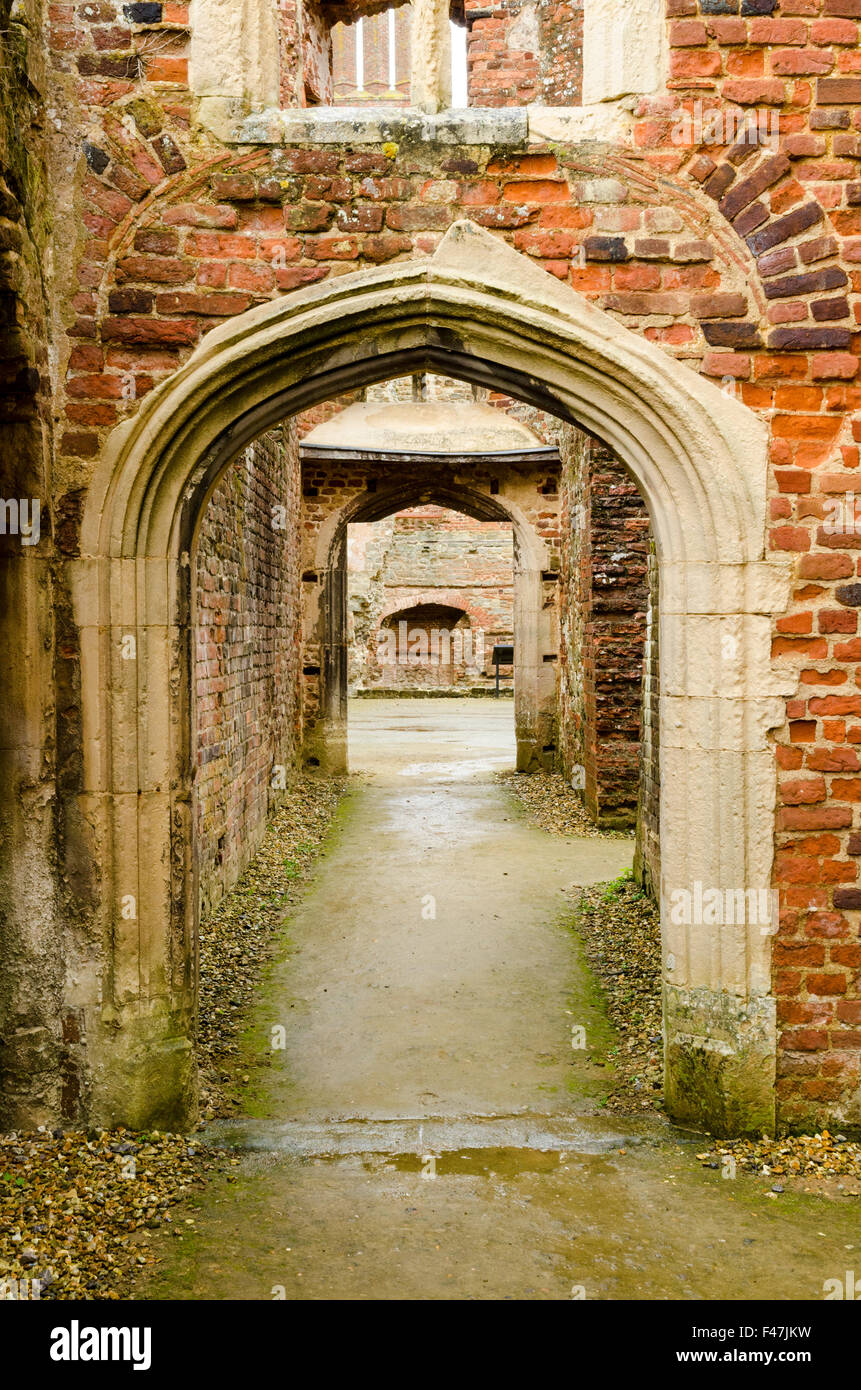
[305,464,546,773]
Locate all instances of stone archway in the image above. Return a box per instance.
[306,477,550,774]
[73,219,794,1134]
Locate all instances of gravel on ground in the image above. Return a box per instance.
[695,1133,861,1194]
[0,773,348,1300]
[499,769,634,840]
[0,1128,217,1300]
[569,874,664,1114]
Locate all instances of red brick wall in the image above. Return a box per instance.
[194,426,303,917]
[464,0,582,106]
[558,429,651,828]
[44,0,861,1126]
[298,444,560,739]
[588,442,651,827]
[56,143,759,474]
[300,447,561,558]
[279,0,334,106]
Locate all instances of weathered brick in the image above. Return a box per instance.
[773,49,836,76]
[133,227,179,253]
[335,205,384,233]
[385,205,451,233]
[583,236,629,262]
[116,255,190,284]
[673,240,715,262]
[747,201,824,255]
[124,2,163,21]
[153,291,253,315]
[305,233,362,259]
[811,351,859,378]
[702,321,763,346]
[817,76,861,102]
[101,316,199,345]
[604,291,686,315]
[363,233,413,263]
[163,204,238,229]
[692,291,748,317]
[722,77,786,103]
[769,326,853,349]
[107,287,153,313]
[763,265,848,299]
[184,232,257,259]
[719,154,790,221]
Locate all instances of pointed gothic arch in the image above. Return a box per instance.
[72,220,794,1134]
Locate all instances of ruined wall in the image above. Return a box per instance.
[558,430,651,829]
[464,0,582,106]
[53,143,763,469]
[194,425,303,919]
[0,0,66,1128]
[279,0,335,106]
[348,505,515,691]
[8,0,861,1131]
[588,442,651,827]
[298,445,559,748]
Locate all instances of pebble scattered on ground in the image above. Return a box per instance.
[499,770,633,840]
[0,774,348,1300]
[0,1128,217,1299]
[574,876,861,1190]
[572,879,861,1187]
[571,875,664,1113]
[695,1133,861,1193]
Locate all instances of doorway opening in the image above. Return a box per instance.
[77,224,783,1135]
[296,374,566,776]
[346,497,517,777]
[188,368,657,1136]
[189,368,659,1118]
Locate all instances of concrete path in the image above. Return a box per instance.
[141,701,861,1301]
[236,699,630,1124]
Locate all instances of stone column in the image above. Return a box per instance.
[410,0,452,113]
[657,561,794,1136]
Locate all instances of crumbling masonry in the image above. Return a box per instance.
[3,0,861,1138]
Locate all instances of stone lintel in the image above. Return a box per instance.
[200,102,636,149]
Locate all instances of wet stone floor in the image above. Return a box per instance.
[141,701,860,1301]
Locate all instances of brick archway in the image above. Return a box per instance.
[376,592,497,634]
[73,219,793,1134]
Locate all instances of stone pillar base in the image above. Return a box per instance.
[90,1019,197,1131]
[0,1026,63,1130]
[664,983,776,1137]
[304,721,347,774]
[516,737,545,772]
